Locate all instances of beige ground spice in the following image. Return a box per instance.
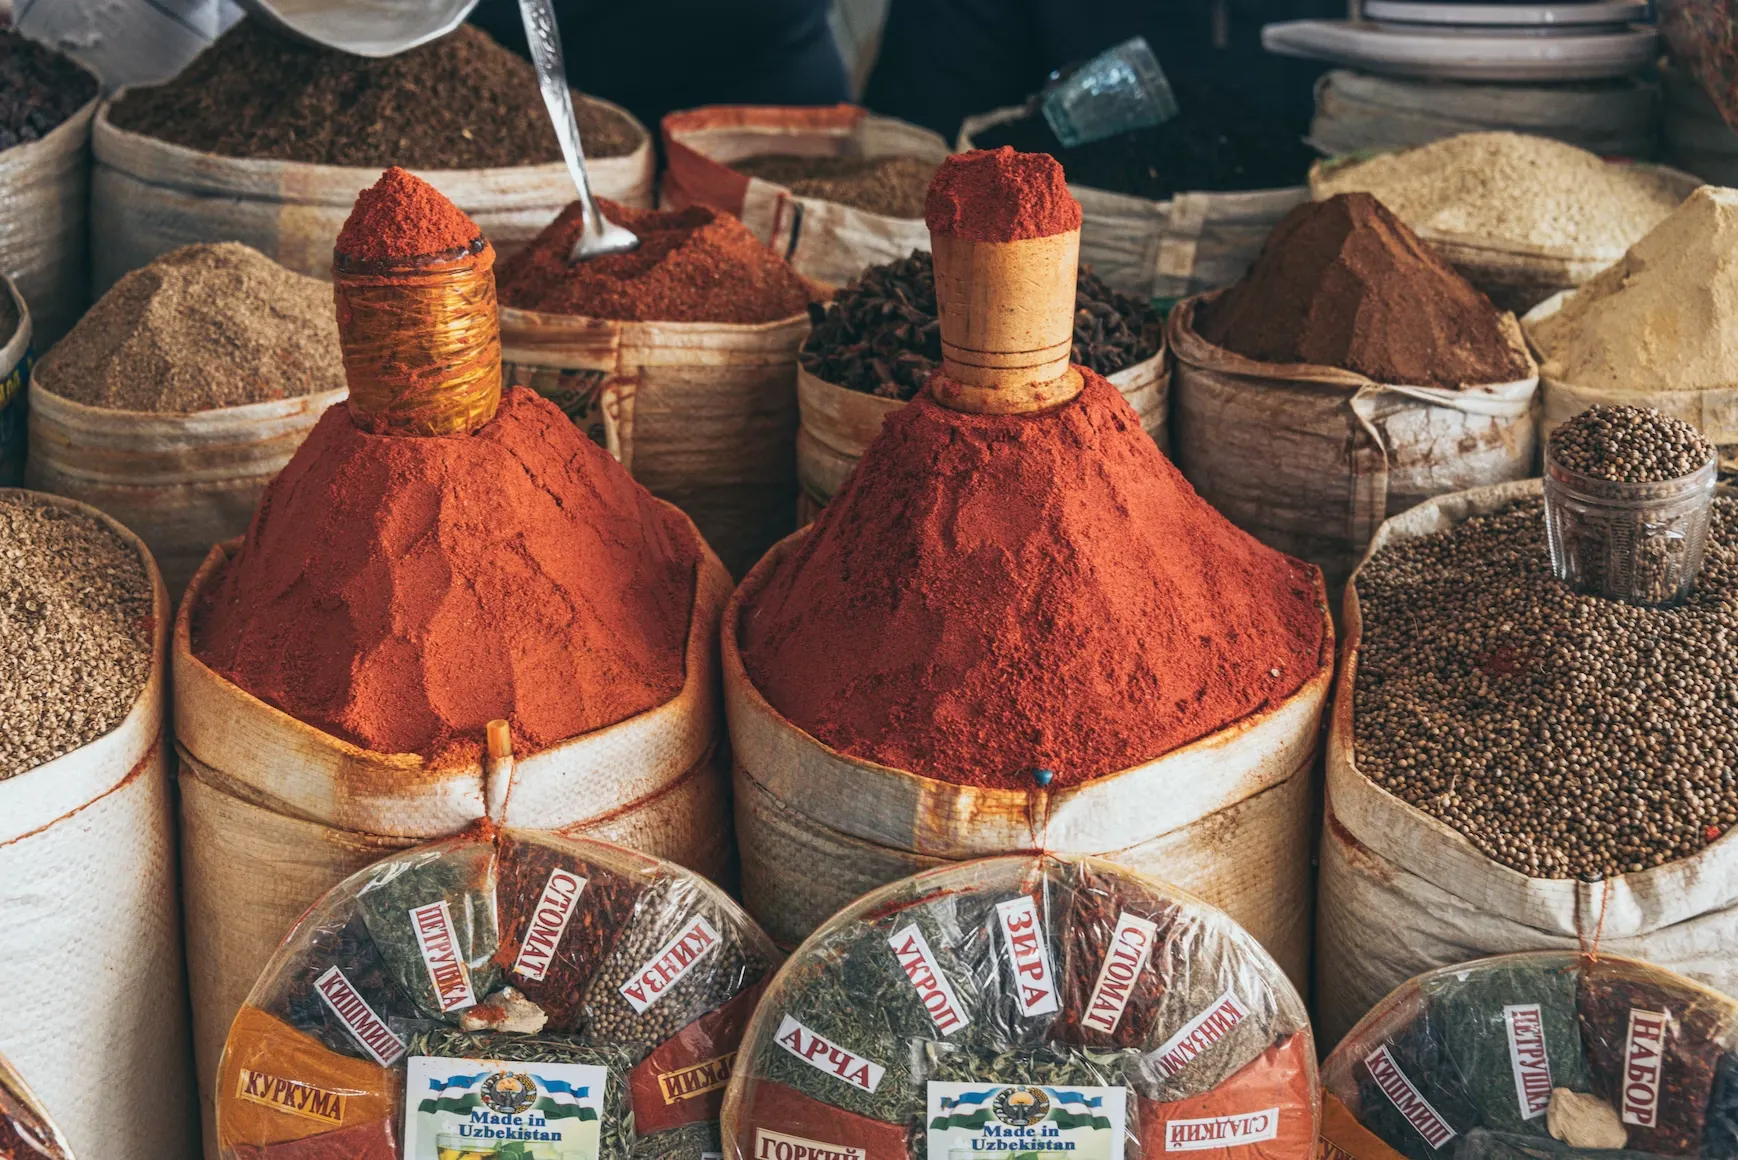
[38,242,345,412]
[1529,186,1738,391]
[1315,132,1685,253]
[0,495,152,780]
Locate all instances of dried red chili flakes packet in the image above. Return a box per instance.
[1053,859,1183,1049]
[1578,956,1735,1156]
[634,980,768,1134]
[492,830,651,1031]
[0,1051,72,1160]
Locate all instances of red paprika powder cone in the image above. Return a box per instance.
[332,166,503,437]
[924,147,1085,415]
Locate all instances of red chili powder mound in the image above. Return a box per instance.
[495,199,812,323]
[1195,192,1530,389]
[335,166,481,262]
[924,147,1082,242]
[739,372,1327,789]
[193,387,699,763]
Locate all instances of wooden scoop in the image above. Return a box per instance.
[930,227,1084,414]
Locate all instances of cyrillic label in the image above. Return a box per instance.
[409,899,476,1013]
[512,869,587,982]
[888,924,970,1035]
[995,895,1059,1017]
[773,1014,885,1093]
[755,1129,866,1160]
[619,914,720,1014]
[1365,1046,1456,1149]
[1153,989,1251,1077]
[1081,912,1158,1035]
[1165,1108,1280,1151]
[1503,1004,1553,1120]
[313,966,406,1066]
[234,1068,346,1126]
[1621,1008,1669,1128]
[656,1052,735,1104]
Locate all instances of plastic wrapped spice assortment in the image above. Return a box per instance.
[723,855,1317,1160]
[217,829,779,1160]
[1320,953,1738,1160]
[0,1050,72,1160]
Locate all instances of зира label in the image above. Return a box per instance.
[1152,989,1250,1078]
[619,914,720,1014]
[1364,1045,1456,1149]
[1164,1108,1280,1152]
[888,923,970,1036]
[1502,1004,1552,1121]
[996,895,1059,1018]
[1081,912,1158,1035]
[512,868,588,983]
[927,1082,1125,1160]
[774,1014,886,1093]
[409,899,476,1013]
[314,965,407,1067]
[1620,1008,1669,1128]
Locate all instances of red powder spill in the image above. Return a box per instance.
[193,387,699,763]
[740,372,1327,790]
[495,199,813,323]
[335,166,481,262]
[924,147,1082,243]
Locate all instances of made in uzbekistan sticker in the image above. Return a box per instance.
[403,1055,607,1159]
[927,1083,1125,1160]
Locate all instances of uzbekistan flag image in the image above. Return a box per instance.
[926,1083,1127,1160]
[403,1057,608,1160]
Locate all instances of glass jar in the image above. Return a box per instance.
[1543,446,1717,607]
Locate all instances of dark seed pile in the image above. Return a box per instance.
[801,250,1162,400]
[108,21,639,168]
[730,154,938,218]
[1551,405,1715,483]
[0,29,98,153]
[1355,496,1738,880]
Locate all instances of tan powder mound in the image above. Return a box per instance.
[1528,186,1738,392]
[1315,132,1685,253]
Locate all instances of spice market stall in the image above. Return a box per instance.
[90,20,653,292]
[0,29,98,348]
[1310,132,1697,312]
[26,242,348,598]
[1319,951,1738,1160]
[496,200,816,577]
[959,73,1317,303]
[215,828,779,1160]
[176,170,735,1149]
[0,488,196,1160]
[1169,192,1539,592]
[661,104,950,288]
[0,1050,73,1160]
[1319,407,1738,1047]
[728,149,1334,987]
[1526,185,1738,470]
[723,854,1319,1160]
[795,250,1167,518]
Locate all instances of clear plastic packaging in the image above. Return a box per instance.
[0,1050,73,1159]
[215,827,779,1160]
[1543,450,1718,607]
[1320,951,1738,1160]
[722,853,1316,1160]
[1040,38,1180,148]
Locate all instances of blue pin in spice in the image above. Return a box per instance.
[1034,768,1055,788]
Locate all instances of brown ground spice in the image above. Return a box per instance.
[37,243,345,412]
[497,200,813,323]
[1196,192,1531,389]
[730,154,938,218]
[108,21,639,169]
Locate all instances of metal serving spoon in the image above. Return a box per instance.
[235,0,639,260]
[517,0,640,260]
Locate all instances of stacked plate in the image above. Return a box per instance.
[1264,1,1657,82]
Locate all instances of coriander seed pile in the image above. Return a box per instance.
[1354,497,1738,880]
[1550,404,1715,483]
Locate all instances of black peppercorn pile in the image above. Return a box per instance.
[1354,497,1738,880]
[1551,405,1715,483]
[0,30,97,153]
[801,251,1162,401]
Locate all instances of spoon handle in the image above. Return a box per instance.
[516,0,604,236]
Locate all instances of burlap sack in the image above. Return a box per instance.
[0,91,97,345]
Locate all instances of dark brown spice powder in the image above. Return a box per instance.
[108,21,639,169]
